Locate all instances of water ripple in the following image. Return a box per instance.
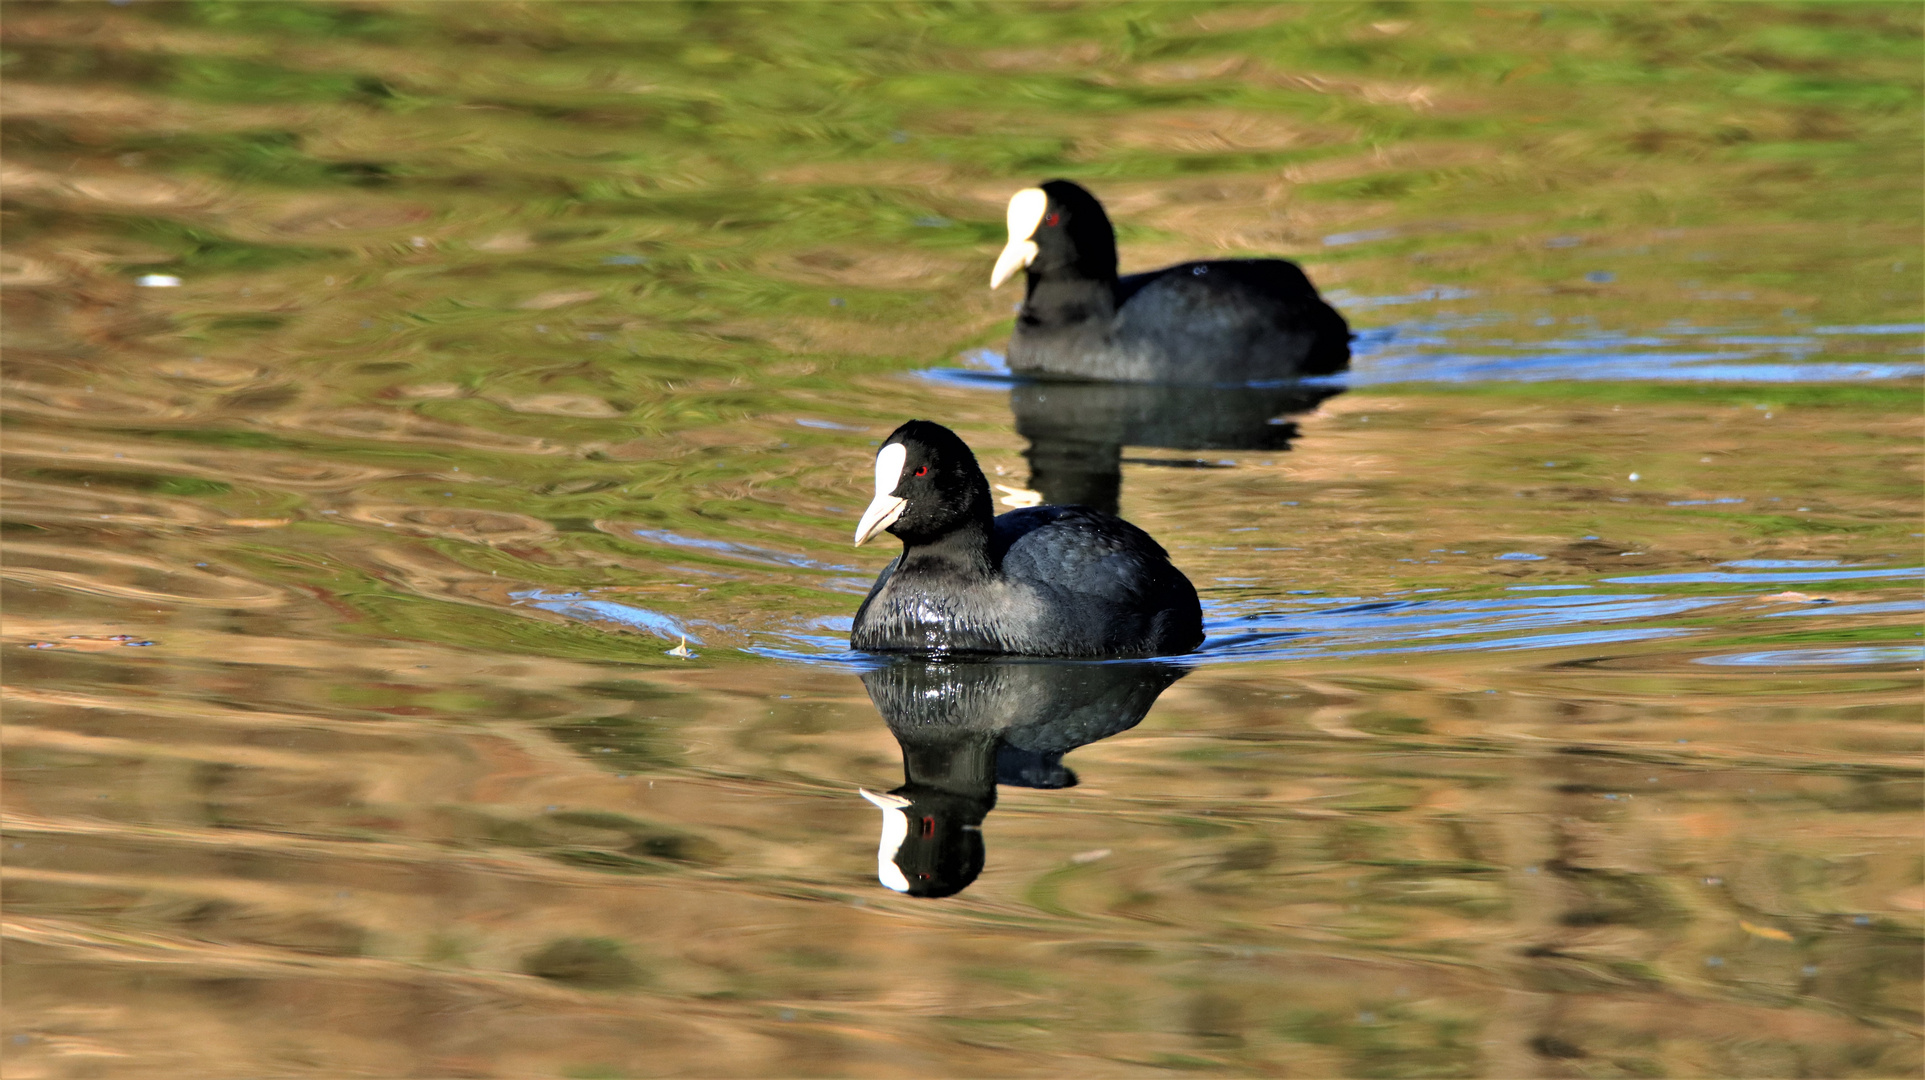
[1763,600,1925,619]
[1605,567,1923,585]
[1693,646,1924,668]
[626,527,857,573]
[512,589,704,643]
[1194,591,1725,663]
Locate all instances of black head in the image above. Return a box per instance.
[853,420,994,548]
[989,178,1118,290]
[860,786,987,898]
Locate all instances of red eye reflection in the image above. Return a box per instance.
[1044,212,1061,226]
[914,465,929,477]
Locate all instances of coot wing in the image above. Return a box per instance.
[1115,257,1320,307]
[994,506,1201,654]
[1115,258,1350,380]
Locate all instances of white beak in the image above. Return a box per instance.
[854,495,906,547]
[853,442,909,546]
[859,787,911,810]
[990,187,1048,289]
[990,239,1037,290]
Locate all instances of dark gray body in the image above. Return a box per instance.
[1010,258,1351,384]
[851,505,1202,659]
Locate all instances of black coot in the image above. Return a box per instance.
[990,179,1351,384]
[857,658,1186,897]
[850,420,1202,658]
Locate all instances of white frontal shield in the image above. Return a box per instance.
[990,187,1048,289]
[860,788,912,892]
[853,442,909,546]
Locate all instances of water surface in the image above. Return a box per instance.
[3,4,1920,1077]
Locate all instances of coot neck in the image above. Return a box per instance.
[892,464,997,577]
[895,725,1000,809]
[1022,183,1119,323]
[1022,234,1119,327]
[1022,274,1118,328]
[897,517,995,579]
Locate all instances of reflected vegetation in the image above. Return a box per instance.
[2,2,1921,1077]
[858,659,1184,896]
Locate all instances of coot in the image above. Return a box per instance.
[990,179,1351,383]
[851,420,1202,658]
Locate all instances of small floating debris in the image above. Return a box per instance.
[136,274,182,287]
[27,635,156,650]
[1069,848,1112,865]
[995,484,1042,508]
[517,288,599,311]
[1739,919,1795,942]
[1322,227,1398,247]
[1759,591,1829,603]
[666,634,696,659]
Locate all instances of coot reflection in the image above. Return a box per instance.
[856,658,1185,897]
[1010,381,1343,515]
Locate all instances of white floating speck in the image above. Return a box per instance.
[995,484,1042,508]
[1628,472,1640,481]
[666,634,696,659]
[136,274,182,287]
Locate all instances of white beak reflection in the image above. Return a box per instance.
[859,787,912,892]
[853,442,908,546]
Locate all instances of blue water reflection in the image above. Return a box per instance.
[1694,646,1924,667]
[538,556,1921,669]
[1346,316,1923,384]
[1195,592,1720,662]
[514,589,705,643]
[1605,567,1922,585]
[628,527,859,572]
[1764,600,1925,618]
[929,316,1922,389]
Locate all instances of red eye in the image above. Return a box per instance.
[1044,212,1061,226]
[914,465,928,477]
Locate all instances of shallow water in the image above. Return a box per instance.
[3,4,1921,1077]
